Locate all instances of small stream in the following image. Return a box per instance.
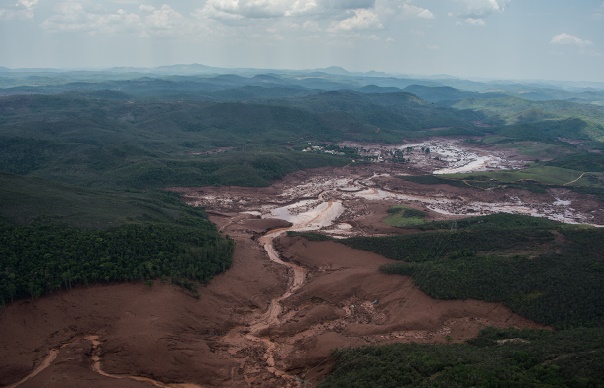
[6,349,60,388]
[9,199,342,388]
[8,335,205,388]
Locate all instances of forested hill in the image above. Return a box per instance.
[0,216,234,303]
[0,173,234,305]
[8,77,602,191]
[2,68,604,310]
[0,85,485,189]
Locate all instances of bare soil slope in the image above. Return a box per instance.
[5,156,594,386]
[0,219,288,387]
[0,212,545,387]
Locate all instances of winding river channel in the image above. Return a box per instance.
[9,162,603,386]
[7,335,206,388]
[220,200,344,386]
[8,200,343,387]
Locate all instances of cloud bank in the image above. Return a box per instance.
[551,33,593,48]
[38,0,435,37]
[456,0,510,26]
[0,0,38,20]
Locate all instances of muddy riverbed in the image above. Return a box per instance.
[2,148,602,387]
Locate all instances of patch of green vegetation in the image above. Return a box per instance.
[0,173,236,305]
[107,147,348,189]
[342,224,555,263]
[481,135,509,144]
[510,141,575,159]
[397,175,468,188]
[0,173,204,228]
[401,164,604,199]
[448,166,593,186]
[453,97,604,140]
[320,327,604,387]
[278,91,483,141]
[383,206,428,228]
[381,246,603,328]
[0,216,234,305]
[399,171,547,193]
[442,167,604,196]
[393,213,559,232]
[429,213,560,231]
[547,152,604,172]
[0,94,354,189]
[494,118,593,143]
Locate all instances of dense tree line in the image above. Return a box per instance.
[320,327,604,387]
[381,249,604,328]
[0,216,234,305]
[341,226,555,262]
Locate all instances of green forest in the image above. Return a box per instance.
[320,327,604,387]
[0,173,235,304]
[0,213,234,305]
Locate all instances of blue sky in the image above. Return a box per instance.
[1,0,603,82]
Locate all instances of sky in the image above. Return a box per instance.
[1,0,603,82]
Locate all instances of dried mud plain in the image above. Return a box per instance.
[1,141,603,387]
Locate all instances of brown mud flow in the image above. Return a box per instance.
[3,163,590,387]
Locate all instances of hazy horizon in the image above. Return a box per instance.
[1,1,603,83]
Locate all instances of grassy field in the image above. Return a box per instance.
[447,166,582,185]
[447,166,604,188]
[383,206,428,228]
[510,141,576,159]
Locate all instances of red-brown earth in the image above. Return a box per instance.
[4,162,598,387]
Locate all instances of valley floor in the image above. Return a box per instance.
[1,149,602,387]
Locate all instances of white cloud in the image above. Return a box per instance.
[35,0,418,40]
[144,4,185,32]
[197,0,377,20]
[375,0,434,20]
[550,33,593,48]
[196,0,315,21]
[400,2,434,19]
[285,0,319,16]
[461,0,509,15]
[462,17,485,26]
[456,0,509,25]
[42,2,187,37]
[321,0,375,10]
[18,0,38,9]
[193,2,243,21]
[302,20,320,32]
[0,0,38,20]
[328,8,382,32]
[138,4,156,13]
[201,0,293,19]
